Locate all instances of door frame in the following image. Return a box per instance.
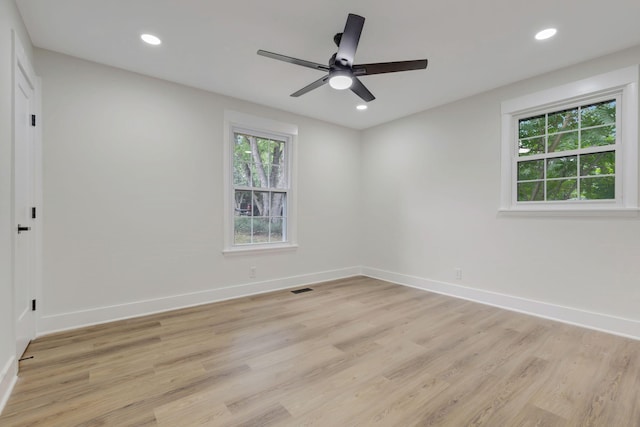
[12,30,42,359]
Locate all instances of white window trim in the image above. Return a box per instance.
[222,110,298,254]
[500,65,639,216]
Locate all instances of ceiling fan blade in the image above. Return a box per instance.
[257,50,330,72]
[350,77,375,102]
[336,14,365,67]
[290,75,330,97]
[353,59,428,76]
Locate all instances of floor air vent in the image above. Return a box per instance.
[291,287,313,294]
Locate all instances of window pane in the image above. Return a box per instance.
[244,136,267,188]
[270,140,286,166]
[518,137,544,156]
[548,131,578,153]
[547,156,577,179]
[252,218,270,243]
[548,108,578,134]
[269,140,286,188]
[581,125,616,148]
[270,218,285,242]
[581,100,616,127]
[252,191,270,217]
[580,176,615,200]
[517,181,544,201]
[234,190,252,216]
[234,217,252,244]
[270,192,286,217]
[233,161,251,186]
[547,179,578,200]
[234,133,252,156]
[519,115,545,139]
[256,138,272,165]
[517,160,544,181]
[269,165,287,188]
[234,134,253,186]
[580,151,615,176]
[251,163,269,188]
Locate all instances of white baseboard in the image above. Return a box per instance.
[37,265,640,341]
[0,356,17,415]
[362,266,640,341]
[38,266,362,336]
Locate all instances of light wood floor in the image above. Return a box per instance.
[1,276,639,426]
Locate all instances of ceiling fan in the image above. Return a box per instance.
[257,13,428,103]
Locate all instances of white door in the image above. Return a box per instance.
[14,37,37,359]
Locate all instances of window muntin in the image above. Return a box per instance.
[232,130,289,245]
[515,98,618,203]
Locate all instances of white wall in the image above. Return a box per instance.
[361,45,640,332]
[0,0,34,409]
[34,49,361,332]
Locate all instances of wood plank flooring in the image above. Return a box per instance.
[1,276,639,426]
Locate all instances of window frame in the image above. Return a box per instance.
[223,111,298,254]
[500,66,639,215]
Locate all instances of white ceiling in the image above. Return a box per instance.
[15,0,640,130]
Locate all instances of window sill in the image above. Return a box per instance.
[222,243,299,256]
[498,207,640,217]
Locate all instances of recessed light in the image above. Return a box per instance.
[141,33,162,45]
[356,104,368,110]
[535,28,557,41]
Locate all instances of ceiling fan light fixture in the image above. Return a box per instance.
[329,73,353,90]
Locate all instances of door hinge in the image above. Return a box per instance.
[31,299,36,311]
[31,114,36,127]
[32,207,36,219]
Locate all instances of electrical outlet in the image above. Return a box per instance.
[455,268,463,280]
[250,266,256,278]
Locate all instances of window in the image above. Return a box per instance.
[232,130,288,244]
[500,66,638,214]
[223,111,297,253]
